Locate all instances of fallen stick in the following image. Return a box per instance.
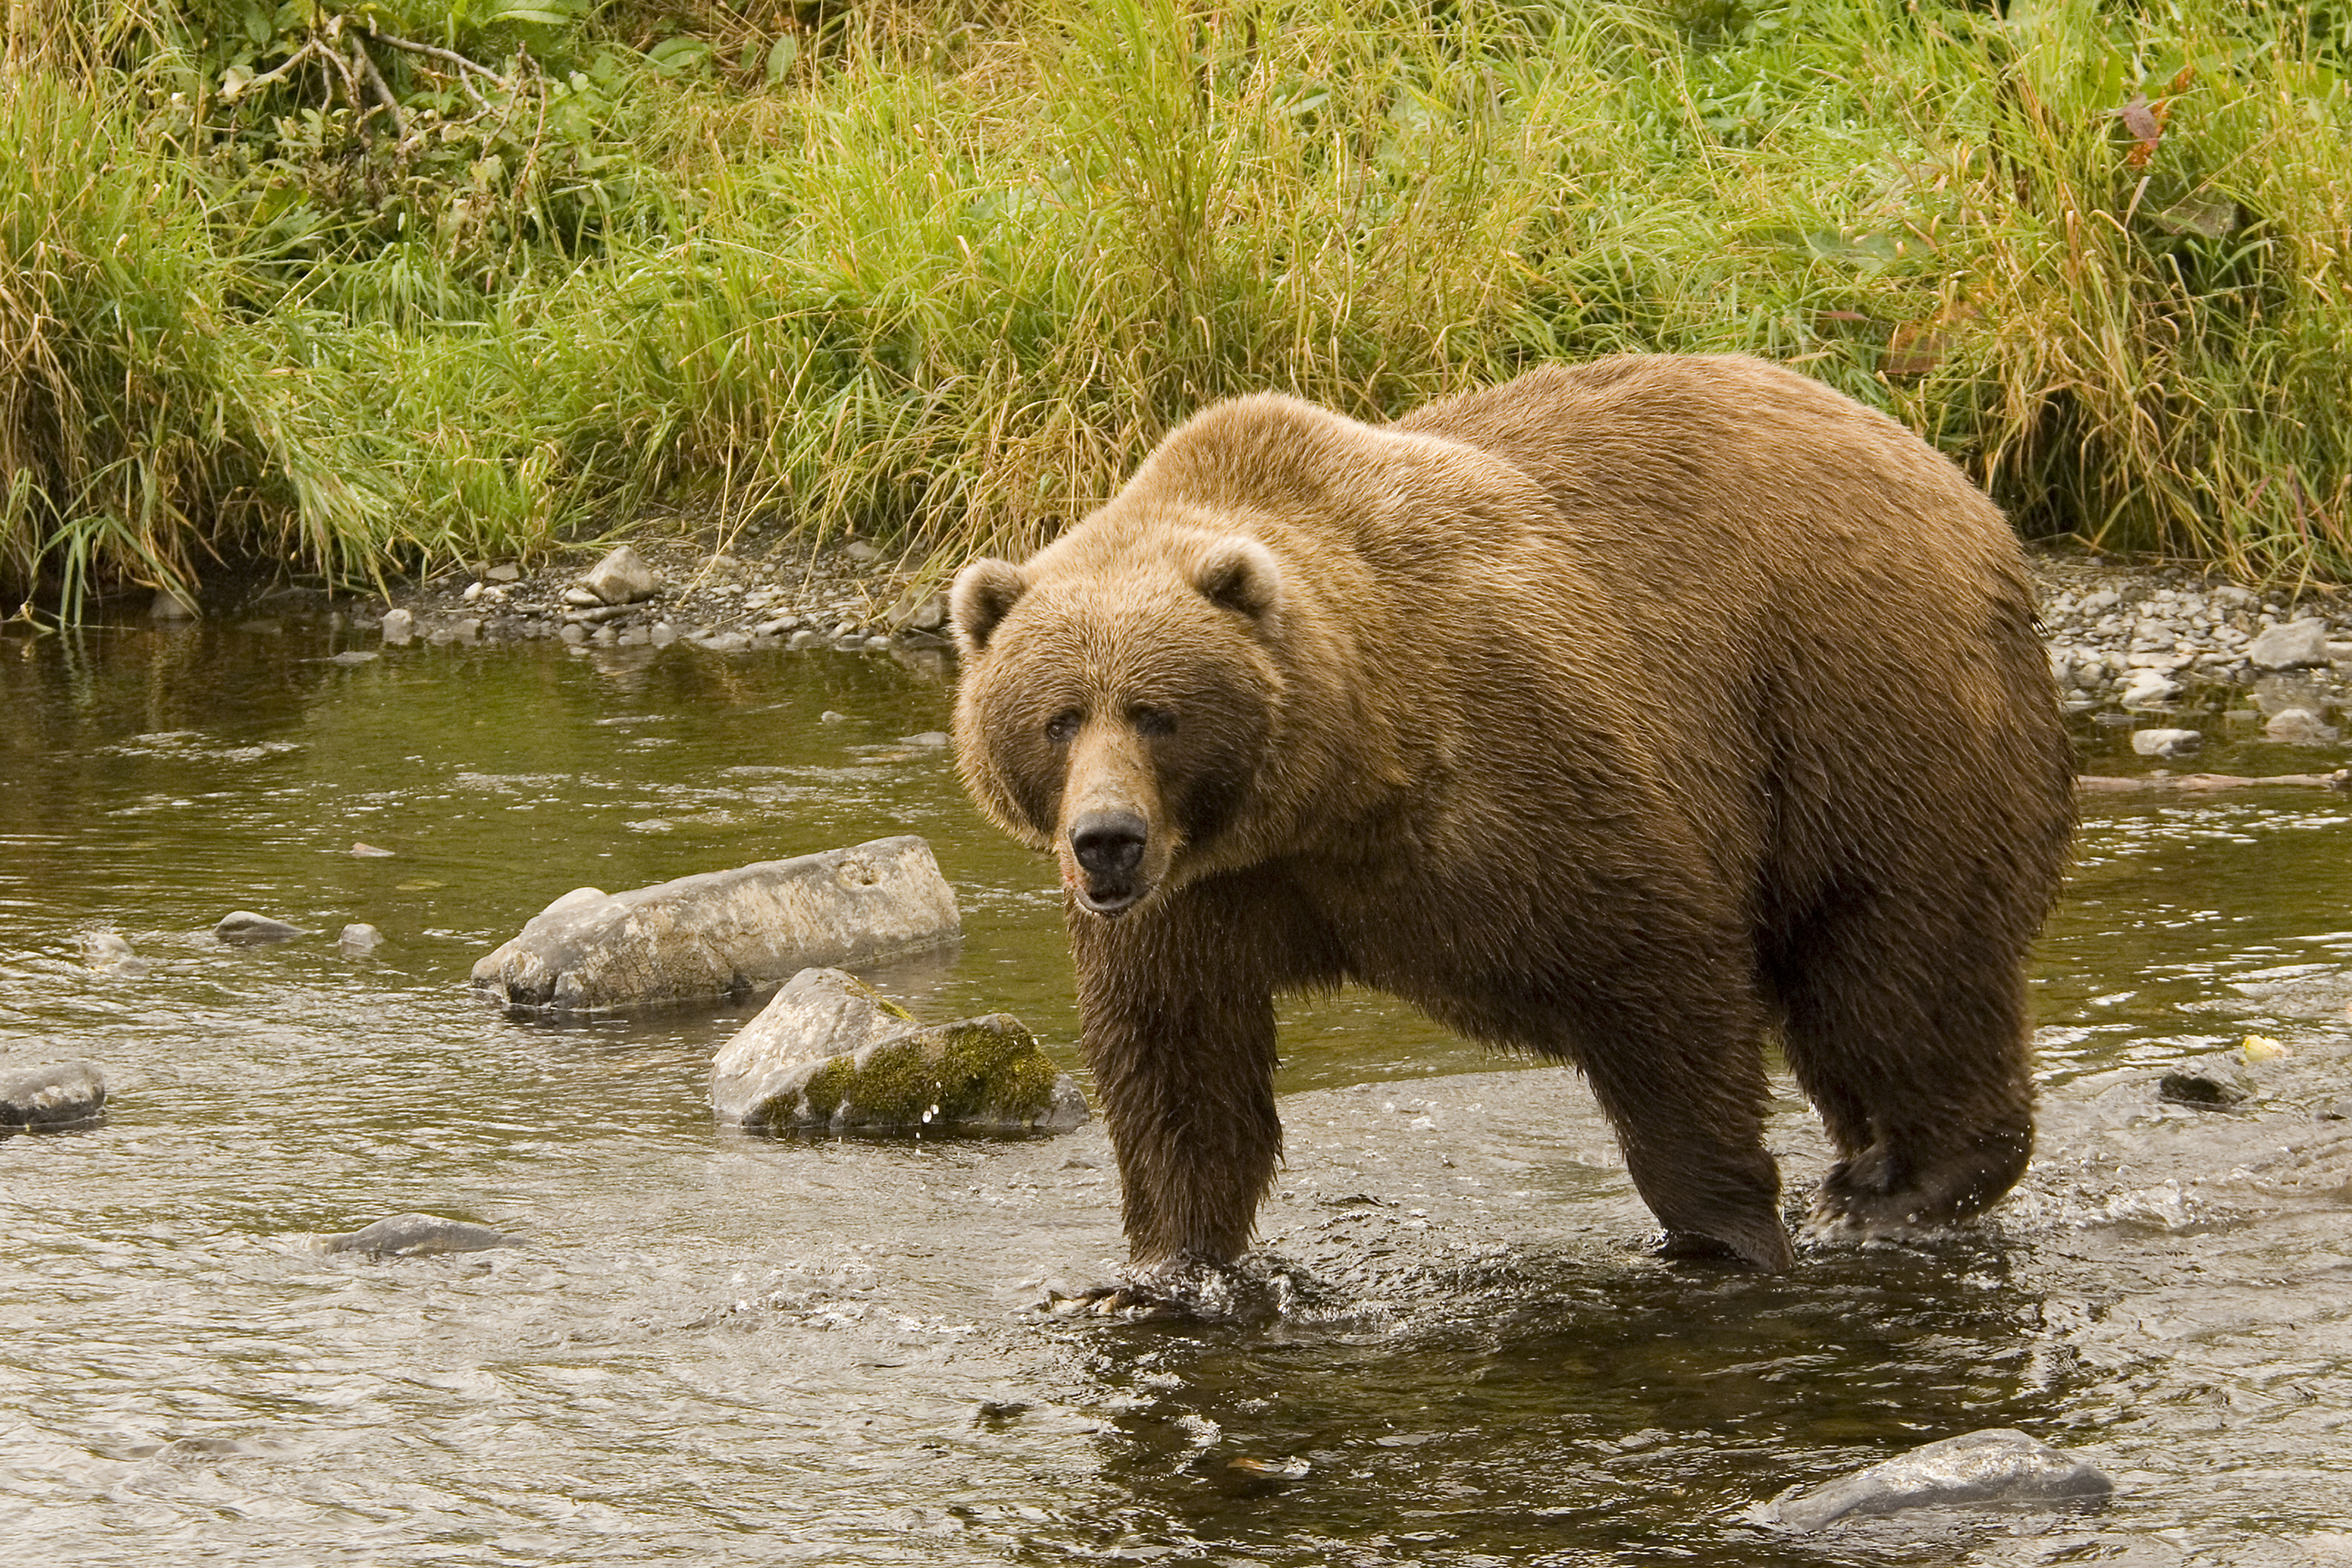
[2078,769,2351,794]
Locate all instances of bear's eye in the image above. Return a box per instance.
[1131,706,1177,737]
[1044,708,1082,744]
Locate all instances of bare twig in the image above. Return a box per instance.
[319,34,365,123]
[365,29,512,91]
[227,38,326,100]
[348,37,407,139]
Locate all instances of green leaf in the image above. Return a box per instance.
[765,32,799,85]
[648,36,713,72]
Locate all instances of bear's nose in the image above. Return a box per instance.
[1069,810,1148,878]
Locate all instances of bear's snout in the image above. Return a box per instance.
[1068,808,1150,914]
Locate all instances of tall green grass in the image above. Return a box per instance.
[4,0,2349,614]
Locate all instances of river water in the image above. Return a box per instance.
[2,619,2349,1567]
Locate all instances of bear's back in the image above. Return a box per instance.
[1392,355,2070,919]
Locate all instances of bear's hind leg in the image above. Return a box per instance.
[1770,900,2037,1237]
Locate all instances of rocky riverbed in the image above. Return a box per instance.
[335,531,953,657]
[2034,556,2352,725]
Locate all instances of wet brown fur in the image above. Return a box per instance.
[950,354,2076,1274]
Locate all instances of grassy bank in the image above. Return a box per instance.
[5,0,2350,613]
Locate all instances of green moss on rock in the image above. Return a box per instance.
[813,1015,1067,1132]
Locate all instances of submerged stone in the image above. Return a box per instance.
[216,911,308,945]
[2159,1051,2255,1108]
[2130,727,2201,758]
[338,923,383,956]
[321,1213,521,1257]
[80,932,140,971]
[0,1061,108,1131]
[471,837,961,1014]
[711,966,1087,1136]
[1760,1428,2112,1532]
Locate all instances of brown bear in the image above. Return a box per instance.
[949,354,2074,1291]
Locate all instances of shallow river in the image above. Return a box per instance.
[2,621,2349,1567]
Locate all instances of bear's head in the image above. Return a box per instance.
[949,522,1287,917]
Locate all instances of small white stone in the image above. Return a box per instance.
[2131,727,2202,758]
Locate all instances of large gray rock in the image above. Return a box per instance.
[1761,1428,2112,1532]
[712,967,1088,1135]
[578,544,661,605]
[2248,616,2331,669]
[0,1061,108,1130]
[472,837,961,1014]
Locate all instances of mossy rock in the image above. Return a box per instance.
[713,966,1088,1137]
[788,1014,1074,1133]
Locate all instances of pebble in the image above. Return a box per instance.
[328,650,378,666]
[820,710,849,726]
[2119,669,2184,707]
[379,608,415,644]
[2249,616,2332,669]
[350,841,394,856]
[148,589,198,621]
[487,563,520,583]
[338,923,383,955]
[577,544,662,605]
[2266,708,2342,745]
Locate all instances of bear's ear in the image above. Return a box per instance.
[950,558,1027,655]
[1195,537,1281,630]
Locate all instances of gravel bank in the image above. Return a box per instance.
[345,531,953,659]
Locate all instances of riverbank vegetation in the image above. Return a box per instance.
[5,0,2350,612]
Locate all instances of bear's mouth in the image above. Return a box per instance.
[1075,879,1146,917]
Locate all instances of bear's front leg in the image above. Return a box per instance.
[1058,877,1297,1315]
